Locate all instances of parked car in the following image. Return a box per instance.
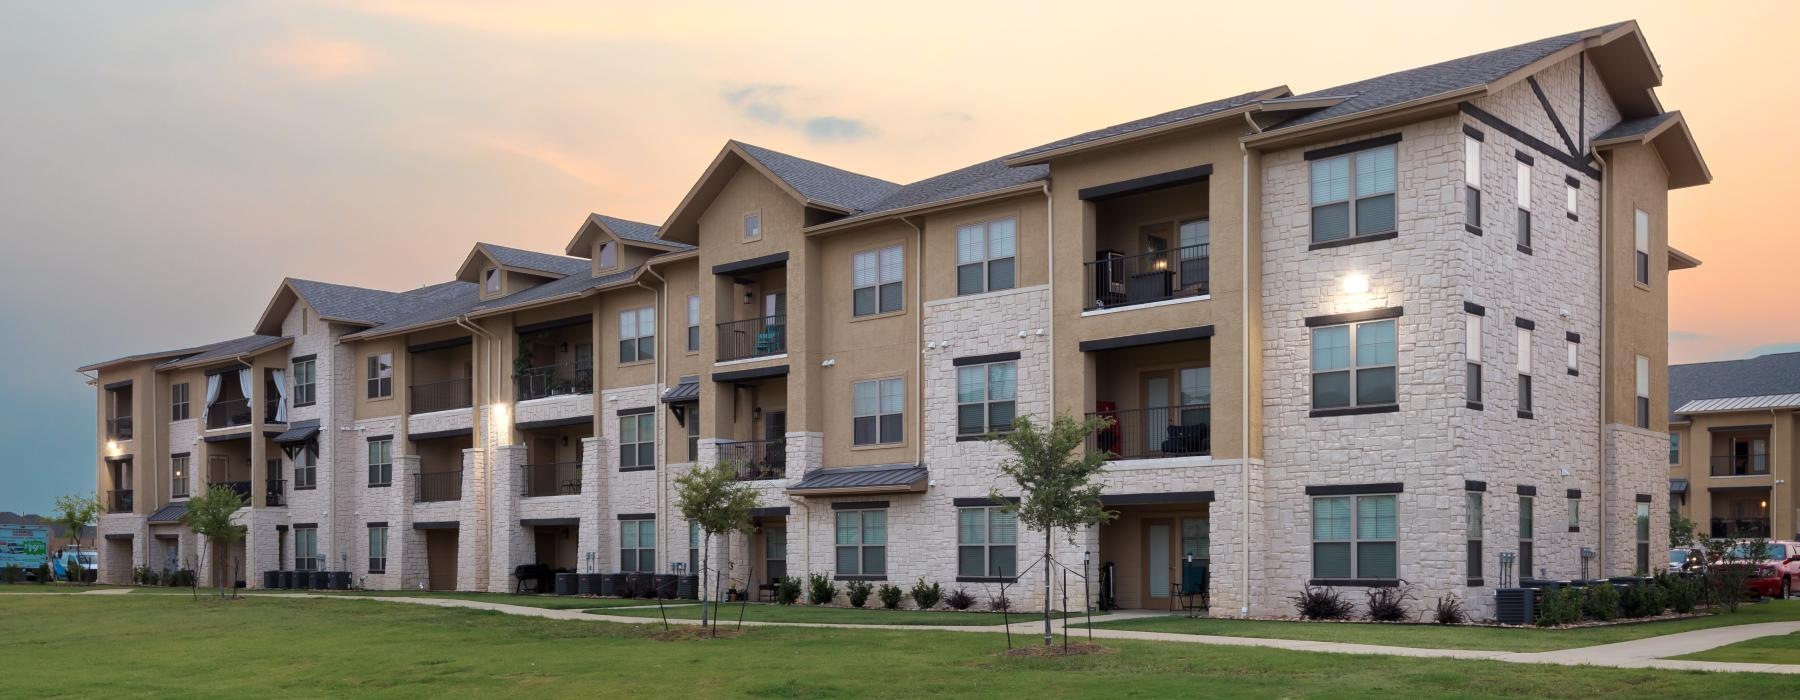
[1669,547,1706,573]
[1729,541,1799,599]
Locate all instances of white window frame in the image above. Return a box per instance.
[1634,209,1651,285]
[685,294,700,353]
[957,506,1017,579]
[618,307,655,364]
[743,211,761,241]
[1310,494,1398,581]
[1465,313,1483,405]
[293,445,317,490]
[171,454,189,499]
[484,267,500,294]
[1310,319,1398,411]
[851,244,904,317]
[1635,354,1651,428]
[1309,143,1398,244]
[1464,135,1482,229]
[171,382,190,421]
[366,353,392,399]
[619,413,655,470]
[834,509,887,577]
[1516,326,1533,415]
[620,519,656,573]
[956,361,1017,437]
[295,526,319,571]
[367,438,392,487]
[368,525,388,574]
[851,378,904,446]
[956,218,1018,296]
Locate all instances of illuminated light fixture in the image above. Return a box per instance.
[1341,273,1370,294]
[489,403,512,445]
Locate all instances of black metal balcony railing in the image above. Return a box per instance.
[209,481,252,503]
[516,363,593,401]
[206,397,252,430]
[1712,518,1770,538]
[522,462,582,497]
[106,416,133,441]
[416,471,463,503]
[265,479,286,507]
[1086,404,1212,460]
[1084,244,1210,311]
[107,489,133,513]
[1710,454,1770,477]
[717,316,787,362]
[410,378,473,414]
[719,439,786,480]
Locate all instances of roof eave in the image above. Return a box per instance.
[1669,246,1702,271]
[801,181,1048,237]
[1243,86,1485,150]
[1002,87,1290,167]
[784,481,928,497]
[162,338,294,371]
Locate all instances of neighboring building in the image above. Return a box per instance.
[1668,352,1800,542]
[80,21,1708,617]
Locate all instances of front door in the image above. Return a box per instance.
[1145,521,1171,601]
[427,530,458,591]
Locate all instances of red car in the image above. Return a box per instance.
[1734,541,1800,599]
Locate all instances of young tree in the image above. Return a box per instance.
[1669,511,1699,551]
[992,413,1116,646]
[51,493,101,581]
[674,462,760,634]
[180,484,247,600]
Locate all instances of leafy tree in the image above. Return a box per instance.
[1668,511,1699,550]
[991,413,1116,646]
[51,493,100,583]
[180,485,246,599]
[674,462,759,633]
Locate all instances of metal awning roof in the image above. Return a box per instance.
[148,501,189,523]
[272,419,320,444]
[1669,478,1688,494]
[1675,393,1800,415]
[787,464,928,496]
[661,375,700,403]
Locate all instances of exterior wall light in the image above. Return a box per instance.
[1341,273,1370,294]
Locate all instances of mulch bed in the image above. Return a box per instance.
[649,626,741,642]
[1004,643,1113,657]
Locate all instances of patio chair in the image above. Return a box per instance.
[754,326,782,355]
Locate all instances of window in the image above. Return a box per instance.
[484,267,500,293]
[1516,325,1533,416]
[171,455,189,499]
[1568,494,1581,532]
[1515,160,1532,250]
[619,413,655,470]
[1465,313,1483,405]
[852,378,904,446]
[292,357,316,406]
[1634,209,1651,285]
[171,383,190,421]
[686,407,700,461]
[1669,432,1681,465]
[851,244,904,316]
[368,525,388,574]
[743,211,761,241]
[1310,143,1396,243]
[294,446,317,490]
[366,353,392,399]
[1463,135,1482,229]
[295,526,319,571]
[620,519,656,572]
[598,241,617,270]
[835,509,887,577]
[1636,502,1652,575]
[1635,354,1651,428]
[1311,319,1397,410]
[368,438,392,487]
[685,294,700,352]
[958,507,1017,578]
[618,307,655,363]
[1312,494,1397,580]
[1466,491,1483,582]
[1565,183,1579,218]
[1566,336,1579,376]
[1519,495,1534,579]
[688,522,700,574]
[956,361,1017,436]
[956,218,1017,296]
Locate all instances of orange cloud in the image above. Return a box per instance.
[258,35,381,81]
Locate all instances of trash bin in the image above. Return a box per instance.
[554,572,578,596]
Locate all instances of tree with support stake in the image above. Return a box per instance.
[180,484,246,600]
[51,493,99,583]
[674,461,759,637]
[991,413,1115,647]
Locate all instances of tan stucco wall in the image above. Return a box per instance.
[1672,410,1799,540]
[919,193,1049,300]
[1601,141,1670,430]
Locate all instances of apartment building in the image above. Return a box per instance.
[82,21,1708,617]
[1668,352,1800,543]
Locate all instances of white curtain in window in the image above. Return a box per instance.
[271,368,288,422]
[237,368,253,416]
[202,373,221,423]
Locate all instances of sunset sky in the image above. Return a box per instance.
[3,2,1795,513]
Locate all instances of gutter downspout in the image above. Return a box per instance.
[1590,146,1609,574]
[1240,112,1259,615]
[1040,183,1055,419]
[454,315,497,589]
[635,275,669,567]
[902,217,925,469]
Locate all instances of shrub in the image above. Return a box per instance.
[1432,594,1468,625]
[945,588,976,611]
[807,573,838,605]
[1582,583,1619,621]
[910,578,944,610]
[36,564,51,584]
[1,564,24,584]
[1364,583,1416,622]
[1291,586,1354,621]
[989,594,1012,612]
[776,576,802,605]
[1535,587,1582,627]
[1655,572,1699,614]
[1619,583,1666,618]
[166,569,196,588]
[877,583,905,610]
[846,580,874,608]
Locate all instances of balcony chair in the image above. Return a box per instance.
[1167,562,1209,617]
[754,326,782,355]
[1159,423,1209,455]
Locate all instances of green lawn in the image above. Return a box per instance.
[235,589,670,610]
[589,602,1103,626]
[4,595,1798,698]
[1080,600,1800,653]
[0,582,130,593]
[1675,631,1800,665]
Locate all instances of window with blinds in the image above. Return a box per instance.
[1311,144,1397,243]
[852,245,904,316]
[1312,494,1397,580]
[957,507,1017,578]
[835,509,886,576]
[852,378,904,446]
[956,361,1017,437]
[956,218,1017,296]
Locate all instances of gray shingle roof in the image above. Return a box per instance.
[853,158,1049,219]
[155,335,289,369]
[148,501,188,523]
[591,214,692,250]
[479,243,591,277]
[788,463,928,492]
[1269,24,1624,132]
[287,278,443,326]
[1669,352,1800,422]
[1594,112,1678,142]
[735,141,901,212]
[1008,88,1283,161]
[344,267,640,340]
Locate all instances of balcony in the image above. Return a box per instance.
[522,462,581,497]
[516,363,593,401]
[717,316,786,362]
[1085,244,1209,312]
[1711,454,1770,477]
[410,378,472,414]
[209,481,252,503]
[206,397,251,430]
[416,471,462,503]
[719,439,786,480]
[1712,518,1770,538]
[106,416,133,441]
[1087,404,1211,460]
[107,489,133,513]
[266,479,286,507]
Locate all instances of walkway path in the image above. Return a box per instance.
[22,590,1799,674]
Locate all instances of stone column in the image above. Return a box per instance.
[486,444,529,592]
[456,447,490,592]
